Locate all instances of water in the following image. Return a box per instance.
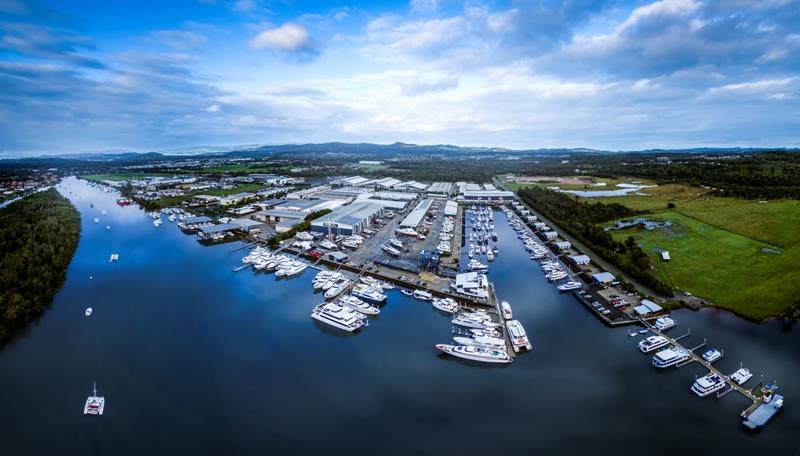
[1,177,798,455]
[560,184,656,197]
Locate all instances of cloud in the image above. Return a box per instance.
[249,22,319,60]
[205,103,221,112]
[0,22,105,68]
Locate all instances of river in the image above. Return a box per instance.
[0,177,797,455]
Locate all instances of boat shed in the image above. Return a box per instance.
[543,231,559,240]
[326,251,349,263]
[232,218,263,233]
[462,190,515,201]
[198,223,240,235]
[554,241,572,250]
[634,299,663,317]
[310,202,384,236]
[399,198,433,229]
[570,255,591,266]
[185,216,213,224]
[592,272,616,284]
[444,200,458,216]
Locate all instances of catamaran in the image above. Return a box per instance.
[311,302,367,332]
[506,319,532,352]
[730,367,753,385]
[83,382,105,415]
[436,344,512,364]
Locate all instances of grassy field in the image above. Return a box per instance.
[600,184,800,319]
[501,175,654,192]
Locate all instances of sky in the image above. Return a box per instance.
[1,0,799,156]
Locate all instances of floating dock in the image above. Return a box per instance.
[742,395,784,429]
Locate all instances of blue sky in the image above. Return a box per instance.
[1,0,799,156]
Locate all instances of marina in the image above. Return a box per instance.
[0,178,797,454]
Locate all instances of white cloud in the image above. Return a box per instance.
[205,103,221,113]
[250,23,311,52]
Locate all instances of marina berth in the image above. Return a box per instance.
[742,394,784,429]
[691,373,727,397]
[436,344,512,364]
[506,319,532,352]
[638,335,669,353]
[311,302,367,332]
[324,277,352,299]
[338,295,380,316]
[351,284,387,303]
[651,347,690,368]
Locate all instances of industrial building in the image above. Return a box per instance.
[462,190,515,201]
[310,202,385,236]
[399,198,433,229]
[444,200,458,216]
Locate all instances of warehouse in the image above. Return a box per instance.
[462,190,515,201]
[570,255,591,266]
[399,198,433,229]
[310,202,384,236]
[444,200,458,216]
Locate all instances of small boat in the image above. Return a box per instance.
[702,348,723,363]
[381,244,401,256]
[85,307,93,317]
[730,367,753,385]
[400,289,413,296]
[638,329,649,334]
[83,382,105,415]
[500,301,513,320]
[109,253,119,262]
[93,218,100,223]
[101,210,108,215]
[106,225,110,230]
[153,219,162,228]
[388,238,404,249]
[436,344,512,364]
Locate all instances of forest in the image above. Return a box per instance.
[0,189,81,346]
[517,187,674,297]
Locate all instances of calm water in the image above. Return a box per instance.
[1,177,798,455]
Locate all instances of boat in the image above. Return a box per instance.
[324,278,351,299]
[318,239,338,250]
[109,253,119,262]
[83,382,105,415]
[638,335,669,353]
[338,295,380,316]
[691,373,726,397]
[500,301,513,320]
[432,297,459,313]
[313,271,338,290]
[654,316,676,331]
[381,244,401,256]
[310,302,367,332]
[651,346,691,368]
[106,225,110,230]
[506,319,532,352]
[400,289,413,296]
[153,219,162,228]
[556,281,582,292]
[465,328,502,338]
[730,367,753,385]
[436,344,512,364]
[486,251,495,261]
[116,198,131,206]
[101,210,107,215]
[412,290,433,301]
[453,335,506,349]
[702,348,723,363]
[351,284,387,303]
[467,259,488,271]
[388,238,404,249]
[93,218,100,223]
[85,307,93,317]
[395,227,418,236]
[168,214,176,222]
[278,261,307,278]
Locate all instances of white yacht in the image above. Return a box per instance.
[395,227,418,236]
[168,214,176,223]
[153,219,162,228]
[351,284,387,303]
[557,281,582,292]
[702,348,723,363]
[85,307,93,317]
[651,346,691,368]
[101,210,107,215]
[486,250,495,261]
[338,295,380,316]
[730,368,753,385]
[388,238,404,249]
[452,313,499,329]
[109,253,119,262]
[412,290,433,301]
[436,344,512,364]
[638,335,669,353]
[381,244,401,256]
[506,319,532,352]
[93,217,100,223]
[311,302,366,332]
[318,239,338,250]
[654,316,676,331]
[452,335,506,349]
[313,271,338,290]
[501,301,513,320]
[432,297,459,313]
[691,373,726,397]
[324,277,351,299]
[277,261,307,278]
[83,382,105,415]
[467,259,488,271]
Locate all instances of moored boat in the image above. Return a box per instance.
[436,344,512,364]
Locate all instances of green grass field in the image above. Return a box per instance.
[601,184,800,319]
[501,175,654,192]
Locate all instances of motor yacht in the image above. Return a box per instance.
[83,382,105,415]
[388,238,404,249]
[109,253,119,262]
[338,295,380,316]
[324,277,351,299]
[651,346,691,368]
[311,302,367,332]
[501,301,513,320]
[452,313,499,329]
[85,307,93,317]
[557,281,582,292]
[638,335,669,353]
[351,284,387,303]
[432,297,459,313]
[153,219,162,228]
[654,316,676,331]
[702,348,723,363]
[452,335,506,349]
[318,239,337,250]
[467,259,488,271]
[691,373,726,397]
[436,344,512,364]
[381,244,401,256]
[412,290,433,301]
[506,319,532,352]
[730,368,753,385]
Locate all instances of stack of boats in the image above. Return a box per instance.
[435,216,454,254]
[540,260,568,282]
[438,300,531,363]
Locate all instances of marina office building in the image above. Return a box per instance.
[310,202,385,236]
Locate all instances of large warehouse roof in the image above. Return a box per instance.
[313,202,384,228]
[400,198,433,228]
